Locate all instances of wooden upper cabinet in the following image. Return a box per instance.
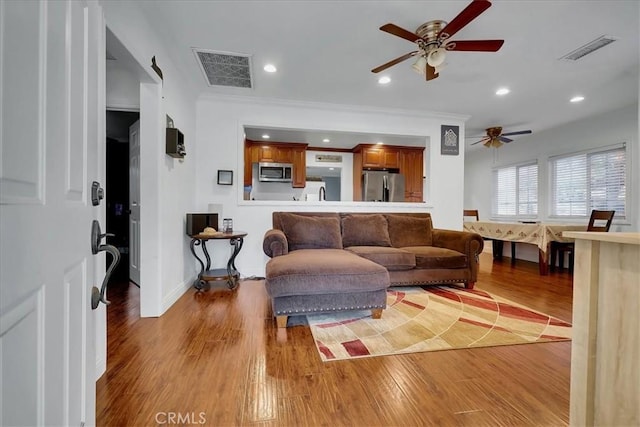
[361,148,383,167]
[276,147,293,163]
[258,146,292,163]
[244,140,308,188]
[360,146,400,168]
[383,149,400,168]
[258,145,276,162]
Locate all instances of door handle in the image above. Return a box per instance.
[90,220,121,309]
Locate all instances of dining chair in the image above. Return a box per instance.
[550,210,615,273]
[463,209,479,221]
[462,209,508,260]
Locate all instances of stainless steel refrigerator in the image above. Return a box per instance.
[362,170,405,202]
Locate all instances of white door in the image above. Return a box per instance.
[129,120,141,285]
[0,0,104,425]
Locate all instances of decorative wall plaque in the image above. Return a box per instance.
[441,125,459,156]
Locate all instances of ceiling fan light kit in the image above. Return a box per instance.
[426,48,446,68]
[412,56,427,74]
[470,126,533,148]
[372,0,504,82]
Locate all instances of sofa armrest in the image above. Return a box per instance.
[432,229,484,262]
[263,229,289,258]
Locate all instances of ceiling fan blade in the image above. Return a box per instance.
[439,0,492,40]
[426,64,439,81]
[380,23,422,43]
[446,40,504,52]
[499,136,514,143]
[471,137,490,146]
[501,130,532,136]
[371,51,418,73]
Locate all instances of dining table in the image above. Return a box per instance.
[463,220,586,275]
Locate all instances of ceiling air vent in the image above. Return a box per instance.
[193,49,253,88]
[560,35,617,61]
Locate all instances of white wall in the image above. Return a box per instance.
[105,60,139,110]
[101,1,199,315]
[195,95,468,277]
[306,150,353,201]
[464,103,639,261]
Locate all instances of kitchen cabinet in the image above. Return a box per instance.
[401,149,424,202]
[243,140,307,188]
[353,144,424,201]
[291,148,306,188]
[258,145,292,163]
[244,140,253,186]
[360,146,400,168]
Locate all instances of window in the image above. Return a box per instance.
[492,162,538,218]
[550,145,626,218]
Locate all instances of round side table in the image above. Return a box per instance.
[189,231,247,290]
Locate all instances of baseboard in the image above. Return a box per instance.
[161,276,195,315]
[95,356,106,381]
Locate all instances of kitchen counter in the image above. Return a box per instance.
[563,232,639,426]
[239,200,432,209]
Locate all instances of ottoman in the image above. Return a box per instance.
[265,248,390,328]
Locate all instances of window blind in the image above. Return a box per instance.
[492,162,538,218]
[550,146,626,218]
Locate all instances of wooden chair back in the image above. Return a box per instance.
[463,209,479,221]
[587,210,615,232]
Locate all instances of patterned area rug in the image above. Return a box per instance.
[307,286,572,361]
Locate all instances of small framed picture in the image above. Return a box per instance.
[217,170,233,185]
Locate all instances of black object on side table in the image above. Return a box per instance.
[189,231,247,290]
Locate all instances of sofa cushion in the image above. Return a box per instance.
[279,213,343,251]
[385,214,433,247]
[265,249,389,297]
[341,214,391,247]
[345,246,416,271]
[402,246,468,269]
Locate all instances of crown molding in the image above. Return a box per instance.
[197,93,470,123]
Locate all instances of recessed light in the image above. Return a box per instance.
[376,141,384,145]
[570,95,585,103]
[262,134,270,139]
[378,76,391,85]
[329,167,335,171]
[496,87,510,96]
[263,64,277,73]
[322,138,330,143]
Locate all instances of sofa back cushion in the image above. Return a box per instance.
[276,212,343,251]
[341,214,391,247]
[385,214,433,247]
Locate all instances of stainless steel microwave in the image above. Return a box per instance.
[258,162,293,182]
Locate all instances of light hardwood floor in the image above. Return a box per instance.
[96,253,574,426]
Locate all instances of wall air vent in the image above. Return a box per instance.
[560,35,617,61]
[193,49,253,88]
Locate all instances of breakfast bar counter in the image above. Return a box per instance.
[563,232,640,427]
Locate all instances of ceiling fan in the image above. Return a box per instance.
[371,0,504,81]
[469,127,533,148]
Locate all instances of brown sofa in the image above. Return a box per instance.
[263,212,484,328]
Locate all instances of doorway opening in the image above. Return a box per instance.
[106,110,139,284]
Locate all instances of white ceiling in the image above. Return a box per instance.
[136,1,639,150]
